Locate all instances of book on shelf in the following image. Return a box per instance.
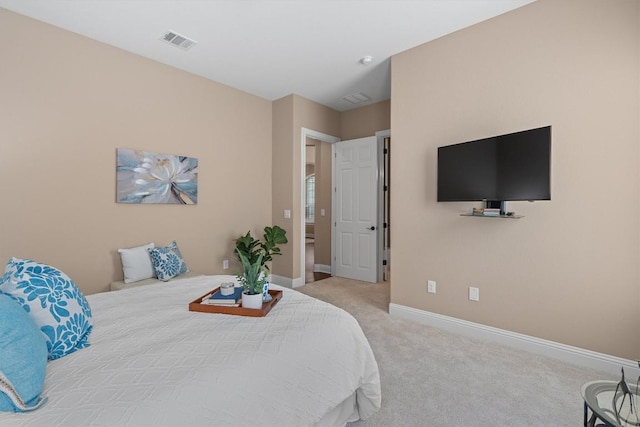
[472,207,501,216]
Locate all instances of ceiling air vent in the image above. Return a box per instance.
[161,30,197,50]
[342,92,370,105]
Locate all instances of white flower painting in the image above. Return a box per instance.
[116,148,198,204]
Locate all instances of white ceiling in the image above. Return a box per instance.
[0,0,534,111]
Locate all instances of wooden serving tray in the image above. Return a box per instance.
[188,287,283,317]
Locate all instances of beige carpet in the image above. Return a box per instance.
[297,276,613,427]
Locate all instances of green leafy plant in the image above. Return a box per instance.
[234,225,288,295]
[236,250,266,295]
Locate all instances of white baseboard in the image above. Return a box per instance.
[314,264,331,274]
[271,274,305,289]
[389,303,638,378]
[272,270,330,289]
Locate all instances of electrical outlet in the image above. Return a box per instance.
[469,286,480,301]
[222,259,229,270]
[427,280,436,293]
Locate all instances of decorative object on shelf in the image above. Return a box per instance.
[116,148,198,204]
[472,207,500,217]
[234,226,288,303]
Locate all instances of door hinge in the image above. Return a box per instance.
[383,222,388,228]
[384,148,388,154]
[384,185,388,191]
[382,260,387,266]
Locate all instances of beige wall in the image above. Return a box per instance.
[271,96,296,278]
[271,96,297,279]
[272,96,391,281]
[341,100,390,140]
[272,95,341,280]
[0,9,273,295]
[391,0,640,359]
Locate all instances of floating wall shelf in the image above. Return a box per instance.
[460,214,523,219]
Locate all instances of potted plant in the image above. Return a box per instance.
[234,225,288,308]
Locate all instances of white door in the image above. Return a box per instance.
[334,136,378,282]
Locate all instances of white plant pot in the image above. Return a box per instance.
[242,292,263,309]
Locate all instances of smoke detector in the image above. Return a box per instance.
[360,56,373,65]
[161,30,197,50]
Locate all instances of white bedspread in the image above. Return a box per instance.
[1,275,381,427]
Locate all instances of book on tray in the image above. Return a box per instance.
[200,287,243,306]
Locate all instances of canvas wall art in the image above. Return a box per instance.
[116,148,198,204]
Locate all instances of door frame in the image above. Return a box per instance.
[299,128,340,287]
[376,129,390,282]
[298,128,389,285]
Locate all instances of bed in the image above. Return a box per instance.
[0,274,381,427]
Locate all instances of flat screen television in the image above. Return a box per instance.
[437,126,551,207]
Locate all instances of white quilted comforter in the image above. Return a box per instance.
[1,275,381,427]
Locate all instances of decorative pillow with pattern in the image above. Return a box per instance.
[0,293,48,412]
[147,241,189,281]
[0,258,93,360]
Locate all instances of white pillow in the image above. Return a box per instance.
[118,243,156,283]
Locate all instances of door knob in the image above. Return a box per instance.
[367,226,376,231]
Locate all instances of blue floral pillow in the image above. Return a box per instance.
[147,241,189,281]
[0,258,93,360]
[0,293,48,412]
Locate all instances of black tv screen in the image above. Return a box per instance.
[437,126,551,202]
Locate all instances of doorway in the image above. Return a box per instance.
[299,128,390,285]
[304,137,332,283]
[300,129,340,286]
